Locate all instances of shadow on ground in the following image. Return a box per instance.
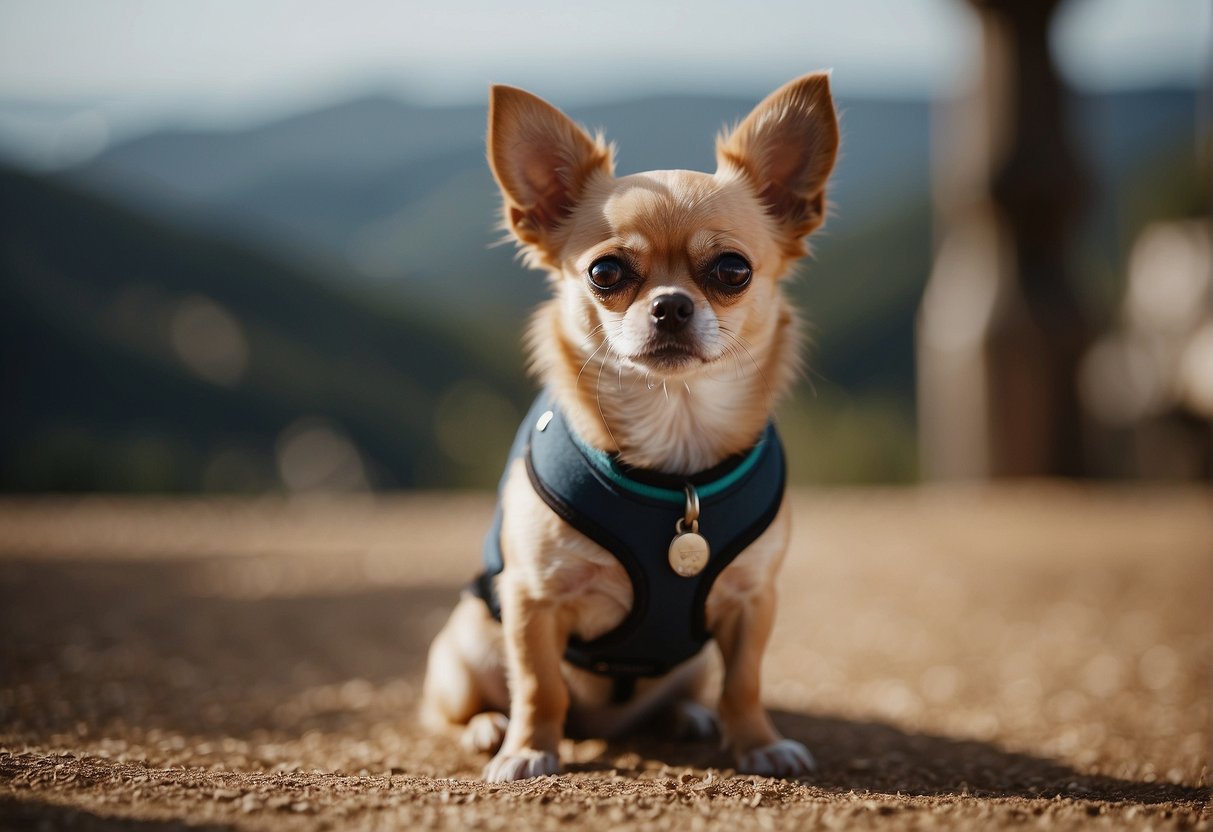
[1,554,1207,812]
[769,710,1207,805]
[0,555,458,740]
[0,798,232,831]
[583,710,1208,807]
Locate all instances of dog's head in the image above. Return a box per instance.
[487,73,838,382]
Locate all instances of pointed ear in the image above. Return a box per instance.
[488,85,614,255]
[716,72,839,244]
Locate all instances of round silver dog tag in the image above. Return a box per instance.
[668,530,710,577]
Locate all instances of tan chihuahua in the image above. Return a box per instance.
[422,72,839,782]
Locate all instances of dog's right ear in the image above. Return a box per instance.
[488,85,614,260]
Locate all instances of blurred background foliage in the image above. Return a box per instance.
[0,2,1208,492]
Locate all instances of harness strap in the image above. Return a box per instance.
[473,392,786,678]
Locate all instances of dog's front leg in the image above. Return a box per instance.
[715,583,816,778]
[483,573,569,782]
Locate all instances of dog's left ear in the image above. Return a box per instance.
[488,85,614,261]
[716,72,839,245]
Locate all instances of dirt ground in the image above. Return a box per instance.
[0,484,1209,830]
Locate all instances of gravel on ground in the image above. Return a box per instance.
[0,484,1209,830]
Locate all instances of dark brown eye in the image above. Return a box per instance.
[711,253,752,289]
[589,257,625,290]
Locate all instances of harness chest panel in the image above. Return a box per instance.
[473,392,786,678]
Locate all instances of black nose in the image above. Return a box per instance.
[650,293,694,333]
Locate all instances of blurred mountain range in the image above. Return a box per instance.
[67,95,935,315]
[1,167,527,491]
[1,87,1204,491]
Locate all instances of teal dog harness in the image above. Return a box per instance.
[472,391,786,679]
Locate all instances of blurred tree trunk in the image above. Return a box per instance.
[918,0,1090,478]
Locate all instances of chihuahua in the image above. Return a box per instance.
[422,72,839,782]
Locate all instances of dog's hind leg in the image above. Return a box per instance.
[420,594,510,750]
[461,711,509,753]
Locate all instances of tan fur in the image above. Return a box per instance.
[422,72,839,781]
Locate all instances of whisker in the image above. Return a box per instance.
[719,340,745,382]
[579,323,610,348]
[576,319,629,387]
[719,325,774,401]
[801,362,823,399]
[576,339,608,386]
[595,347,620,453]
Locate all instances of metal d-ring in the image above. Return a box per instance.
[678,482,701,534]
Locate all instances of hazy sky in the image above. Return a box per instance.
[2,0,1208,102]
[4,0,978,106]
[0,0,1207,164]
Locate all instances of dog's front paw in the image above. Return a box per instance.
[736,738,816,778]
[483,748,561,782]
[462,711,509,754]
